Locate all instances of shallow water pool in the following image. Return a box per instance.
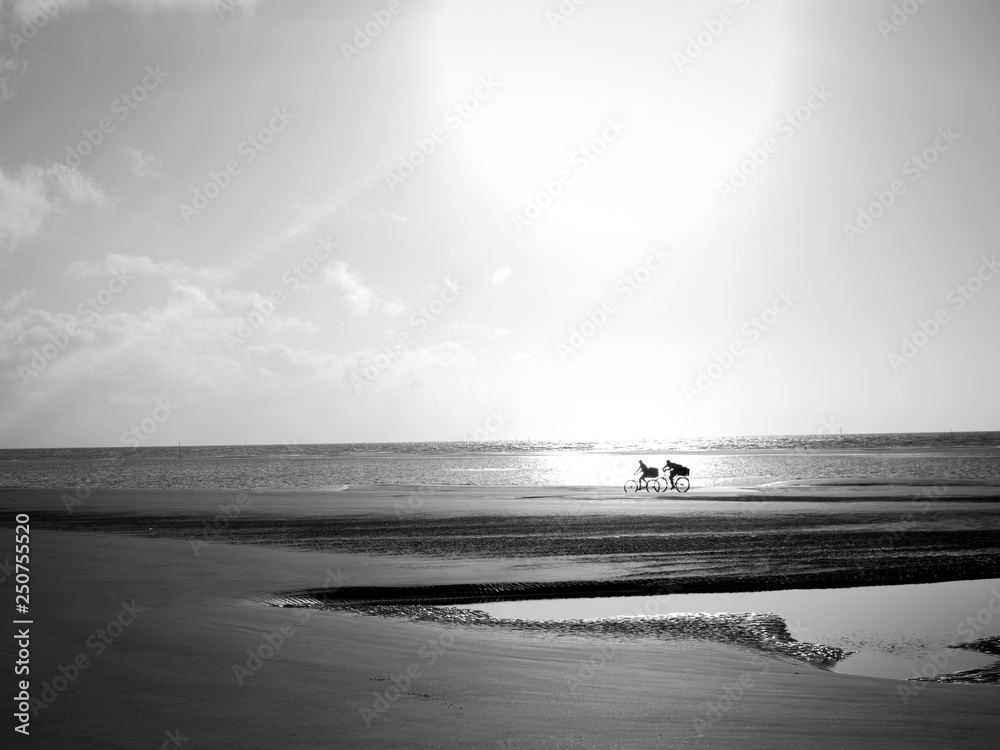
[453,578,1000,680]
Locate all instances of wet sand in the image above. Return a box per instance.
[3,483,1000,748]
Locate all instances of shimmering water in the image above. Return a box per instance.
[454,578,1000,681]
[1,432,998,490]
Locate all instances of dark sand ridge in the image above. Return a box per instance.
[3,483,1000,748]
[11,483,1000,589]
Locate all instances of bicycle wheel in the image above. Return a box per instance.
[648,477,665,492]
[624,479,639,493]
[673,476,690,493]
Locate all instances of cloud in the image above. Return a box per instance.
[491,266,512,284]
[350,340,477,394]
[0,166,54,252]
[324,262,378,314]
[324,261,404,316]
[0,287,35,312]
[65,253,229,281]
[121,145,162,178]
[0,57,26,103]
[379,298,406,317]
[50,164,113,208]
[0,163,112,255]
[0,275,472,406]
[0,277,316,396]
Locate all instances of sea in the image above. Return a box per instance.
[1,432,999,491]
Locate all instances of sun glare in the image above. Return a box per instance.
[429,0,787,240]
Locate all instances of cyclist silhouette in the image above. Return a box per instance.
[662,460,689,489]
[635,460,659,484]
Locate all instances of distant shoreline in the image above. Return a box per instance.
[2,429,999,454]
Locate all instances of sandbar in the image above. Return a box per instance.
[2,484,999,748]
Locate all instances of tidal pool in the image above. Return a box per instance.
[453,578,1000,680]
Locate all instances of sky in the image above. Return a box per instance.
[0,0,998,448]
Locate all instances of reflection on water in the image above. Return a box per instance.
[453,578,1000,681]
[2,448,1000,490]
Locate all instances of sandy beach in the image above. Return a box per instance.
[3,483,1000,748]
[4,0,999,746]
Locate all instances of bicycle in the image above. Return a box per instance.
[662,474,690,493]
[623,470,690,493]
[660,461,691,493]
[624,475,659,492]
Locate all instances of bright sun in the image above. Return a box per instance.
[430,0,788,240]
